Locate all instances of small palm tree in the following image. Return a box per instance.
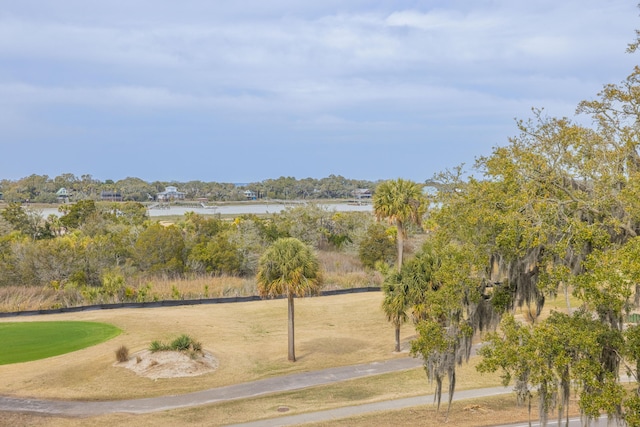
[382,243,440,352]
[256,237,322,362]
[373,179,426,272]
[382,272,410,352]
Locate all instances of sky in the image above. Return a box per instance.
[1,1,639,184]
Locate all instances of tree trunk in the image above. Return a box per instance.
[395,324,401,352]
[396,221,404,272]
[288,293,296,362]
[563,282,572,314]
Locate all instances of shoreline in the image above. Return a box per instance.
[22,201,373,217]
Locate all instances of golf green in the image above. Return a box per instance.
[0,321,121,365]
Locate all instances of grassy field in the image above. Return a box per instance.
[0,292,413,400]
[0,291,575,426]
[0,321,121,365]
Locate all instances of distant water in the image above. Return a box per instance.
[37,202,372,218]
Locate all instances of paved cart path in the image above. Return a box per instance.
[225,385,512,427]
[0,357,425,417]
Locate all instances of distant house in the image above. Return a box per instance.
[244,190,257,200]
[100,190,123,202]
[353,189,372,200]
[157,186,186,201]
[56,187,71,203]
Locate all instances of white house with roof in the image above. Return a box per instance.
[353,188,372,200]
[56,187,71,203]
[157,186,186,201]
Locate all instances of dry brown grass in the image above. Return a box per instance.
[0,277,258,312]
[318,251,364,274]
[134,275,257,299]
[0,360,509,427]
[318,251,383,290]
[0,292,409,400]
[0,393,583,427]
[0,285,61,312]
[303,394,583,427]
[0,251,380,312]
[0,285,579,426]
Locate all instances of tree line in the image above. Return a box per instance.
[0,199,398,299]
[0,174,379,203]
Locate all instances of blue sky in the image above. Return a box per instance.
[1,1,638,183]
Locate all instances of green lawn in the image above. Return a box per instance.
[0,321,121,365]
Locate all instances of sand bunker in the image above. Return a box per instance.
[115,350,218,380]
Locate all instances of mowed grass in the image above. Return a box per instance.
[0,321,121,365]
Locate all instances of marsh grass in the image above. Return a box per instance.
[0,251,380,313]
[0,285,65,312]
[317,251,383,290]
[130,276,257,300]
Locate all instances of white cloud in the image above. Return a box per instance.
[0,1,639,180]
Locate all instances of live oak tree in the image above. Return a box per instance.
[423,68,640,425]
[256,237,322,362]
[408,238,498,420]
[0,202,51,240]
[134,222,185,276]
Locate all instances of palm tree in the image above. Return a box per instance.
[382,248,438,352]
[256,237,322,362]
[373,178,426,272]
[382,272,410,352]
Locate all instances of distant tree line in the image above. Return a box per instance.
[0,174,380,203]
[0,200,399,297]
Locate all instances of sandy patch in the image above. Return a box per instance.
[115,350,218,380]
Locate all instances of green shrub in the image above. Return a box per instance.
[123,286,136,301]
[149,334,203,354]
[149,340,167,352]
[102,270,125,297]
[171,285,181,300]
[359,223,396,269]
[170,334,192,351]
[136,283,153,303]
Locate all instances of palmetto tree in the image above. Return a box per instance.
[382,247,439,352]
[373,178,426,272]
[256,237,322,362]
[382,272,410,352]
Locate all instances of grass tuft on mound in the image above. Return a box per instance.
[0,321,121,365]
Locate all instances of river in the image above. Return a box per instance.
[35,202,373,217]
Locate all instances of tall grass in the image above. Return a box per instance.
[133,276,257,300]
[0,285,76,312]
[0,250,380,312]
[318,251,383,290]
